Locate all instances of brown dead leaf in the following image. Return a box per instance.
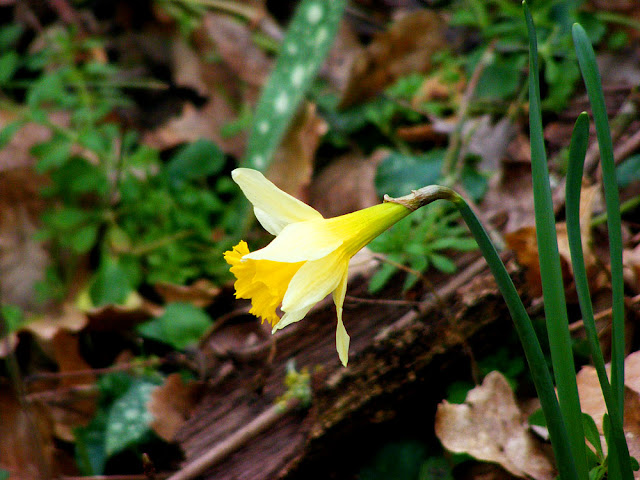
[310,149,386,218]
[44,330,97,442]
[202,13,271,88]
[0,387,56,479]
[576,351,640,472]
[435,371,555,480]
[505,184,601,298]
[623,243,640,294]
[267,102,327,199]
[148,373,202,442]
[323,20,364,94]
[339,10,446,107]
[143,99,246,159]
[20,303,87,342]
[0,168,50,312]
[154,279,220,308]
[76,287,159,331]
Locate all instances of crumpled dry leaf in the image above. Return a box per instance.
[435,371,555,480]
[309,149,386,218]
[623,243,640,294]
[143,99,245,159]
[43,330,98,442]
[576,350,640,472]
[339,9,446,107]
[202,13,271,88]
[0,168,50,312]
[267,101,327,199]
[148,373,202,442]
[154,279,220,308]
[505,183,601,297]
[0,387,56,479]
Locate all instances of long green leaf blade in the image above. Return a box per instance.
[524,4,588,478]
[565,112,633,479]
[572,21,626,423]
[453,193,579,480]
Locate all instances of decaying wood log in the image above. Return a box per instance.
[172,254,526,480]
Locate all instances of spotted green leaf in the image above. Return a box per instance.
[244,0,346,170]
[104,380,157,456]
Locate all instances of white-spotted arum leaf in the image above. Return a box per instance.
[104,380,157,456]
[244,0,346,171]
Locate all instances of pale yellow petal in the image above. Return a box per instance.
[282,253,347,312]
[244,220,342,263]
[333,269,350,367]
[336,316,350,366]
[232,168,322,235]
[272,305,313,333]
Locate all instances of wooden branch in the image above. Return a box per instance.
[172,256,521,480]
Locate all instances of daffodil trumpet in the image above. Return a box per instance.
[224,168,458,366]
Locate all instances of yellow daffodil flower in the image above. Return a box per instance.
[224,168,411,366]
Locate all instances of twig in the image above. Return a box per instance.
[165,398,299,480]
[25,357,165,384]
[569,293,640,333]
[62,475,169,480]
[344,295,421,307]
[442,39,496,182]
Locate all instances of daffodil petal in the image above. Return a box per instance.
[244,220,342,263]
[282,253,347,312]
[333,269,350,367]
[232,168,322,235]
[336,316,350,366]
[272,305,313,333]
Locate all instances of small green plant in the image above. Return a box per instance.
[0,23,241,304]
[368,205,477,293]
[451,0,605,111]
[75,371,163,475]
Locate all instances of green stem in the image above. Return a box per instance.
[566,113,633,479]
[573,23,626,426]
[524,5,588,477]
[386,186,579,480]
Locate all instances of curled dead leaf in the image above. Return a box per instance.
[505,184,602,298]
[268,102,328,199]
[154,279,220,308]
[339,10,446,107]
[148,373,203,442]
[435,371,555,480]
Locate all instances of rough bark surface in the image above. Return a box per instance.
[175,257,524,479]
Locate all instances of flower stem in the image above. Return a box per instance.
[385,187,580,480]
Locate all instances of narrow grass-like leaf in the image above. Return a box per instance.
[573,21,626,424]
[452,192,579,480]
[244,0,346,171]
[524,4,588,478]
[565,112,633,479]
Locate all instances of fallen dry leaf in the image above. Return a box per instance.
[154,279,220,308]
[435,371,555,480]
[0,387,56,479]
[148,373,202,442]
[310,149,386,218]
[623,243,640,294]
[44,330,98,442]
[505,183,602,298]
[576,351,640,474]
[339,9,446,107]
[267,101,328,199]
[202,12,271,88]
[0,168,50,312]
